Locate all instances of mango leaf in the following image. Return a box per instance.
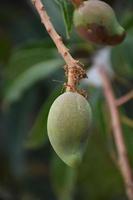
[111,34,133,79]
[123,124,133,166]
[4,59,64,104]
[5,47,57,80]
[122,12,133,31]
[55,0,74,38]
[0,31,11,64]
[75,127,126,200]
[51,154,76,200]
[25,87,61,149]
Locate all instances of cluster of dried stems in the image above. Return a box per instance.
[32,0,133,199]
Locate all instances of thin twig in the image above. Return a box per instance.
[100,68,133,200]
[116,90,133,107]
[32,0,86,92]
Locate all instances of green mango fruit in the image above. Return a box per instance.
[73,0,126,45]
[47,92,92,168]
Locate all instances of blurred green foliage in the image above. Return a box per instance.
[0,0,133,199]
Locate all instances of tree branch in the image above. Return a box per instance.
[100,69,133,200]
[116,90,133,107]
[32,0,86,92]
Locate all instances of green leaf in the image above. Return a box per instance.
[76,128,125,200]
[51,154,76,200]
[119,122,133,167]
[0,32,11,64]
[111,34,133,79]
[55,0,74,39]
[25,87,62,149]
[5,46,57,81]
[122,12,133,31]
[4,59,64,103]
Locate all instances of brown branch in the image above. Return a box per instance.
[32,0,86,92]
[116,90,133,107]
[100,69,133,200]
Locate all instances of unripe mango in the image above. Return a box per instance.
[73,0,126,45]
[47,92,92,168]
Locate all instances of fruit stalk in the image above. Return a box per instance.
[32,0,86,92]
[100,68,133,200]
